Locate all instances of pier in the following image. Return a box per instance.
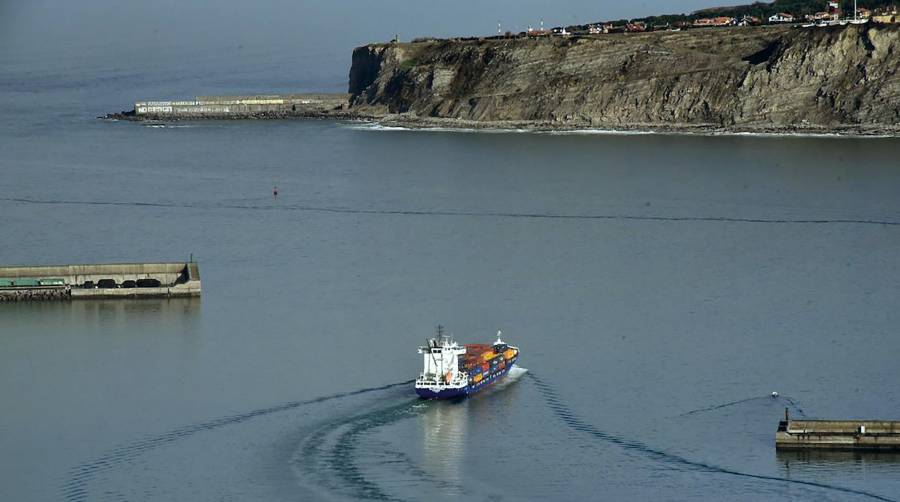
[777,412,900,451]
[0,262,201,301]
[118,93,350,120]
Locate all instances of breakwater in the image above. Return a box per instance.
[0,262,201,301]
[777,418,900,450]
[106,94,351,121]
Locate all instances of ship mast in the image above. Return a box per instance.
[436,325,445,377]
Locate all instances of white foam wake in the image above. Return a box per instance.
[476,366,528,396]
[506,366,529,381]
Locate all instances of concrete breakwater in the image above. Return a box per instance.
[0,262,201,301]
[777,418,900,450]
[105,94,352,121]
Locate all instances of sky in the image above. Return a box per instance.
[1,0,751,55]
[0,0,750,93]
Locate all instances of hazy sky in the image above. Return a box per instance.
[2,0,749,55]
[0,0,749,93]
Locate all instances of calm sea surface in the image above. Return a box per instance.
[2,2,900,501]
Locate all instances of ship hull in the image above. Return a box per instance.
[415,386,468,400]
[416,356,518,400]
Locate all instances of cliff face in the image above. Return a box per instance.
[348,25,900,133]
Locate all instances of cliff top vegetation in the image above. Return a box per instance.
[589,0,896,27]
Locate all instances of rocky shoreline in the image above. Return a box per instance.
[107,108,899,137]
[105,108,898,137]
[368,115,900,137]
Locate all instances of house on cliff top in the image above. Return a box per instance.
[693,17,736,27]
[768,13,795,23]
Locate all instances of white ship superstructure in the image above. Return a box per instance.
[416,327,468,396]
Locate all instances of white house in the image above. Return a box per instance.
[769,13,795,23]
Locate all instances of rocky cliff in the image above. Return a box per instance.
[348,25,900,134]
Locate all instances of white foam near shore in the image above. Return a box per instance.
[548,129,892,139]
[347,123,656,136]
[540,129,657,136]
[143,123,197,129]
[344,122,531,134]
[343,121,894,139]
[718,130,893,139]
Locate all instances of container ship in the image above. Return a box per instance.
[415,326,519,400]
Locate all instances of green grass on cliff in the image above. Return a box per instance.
[596,0,895,27]
[400,58,419,71]
[696,0,895,18]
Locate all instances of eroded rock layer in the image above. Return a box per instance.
[349,25,900,134]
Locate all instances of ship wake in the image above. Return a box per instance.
[63,366,530,502]
[291,398,434,501]
[62,379,413,502]
[291,366,528,500]
[291,368,529,501]
[4,196,899,227]
[676,394,807,418]
[528,373,895,502]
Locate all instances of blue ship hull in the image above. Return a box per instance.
[416,357,518,400]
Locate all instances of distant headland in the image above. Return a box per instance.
[107,3,900,137]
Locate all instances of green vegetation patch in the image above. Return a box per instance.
[590,0,895,28]
[400,58,419,71]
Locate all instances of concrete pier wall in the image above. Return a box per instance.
[133,94,349,119]
[0,262,201,301]
[776,420,900,450]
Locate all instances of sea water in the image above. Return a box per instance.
[3,2,900,501]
